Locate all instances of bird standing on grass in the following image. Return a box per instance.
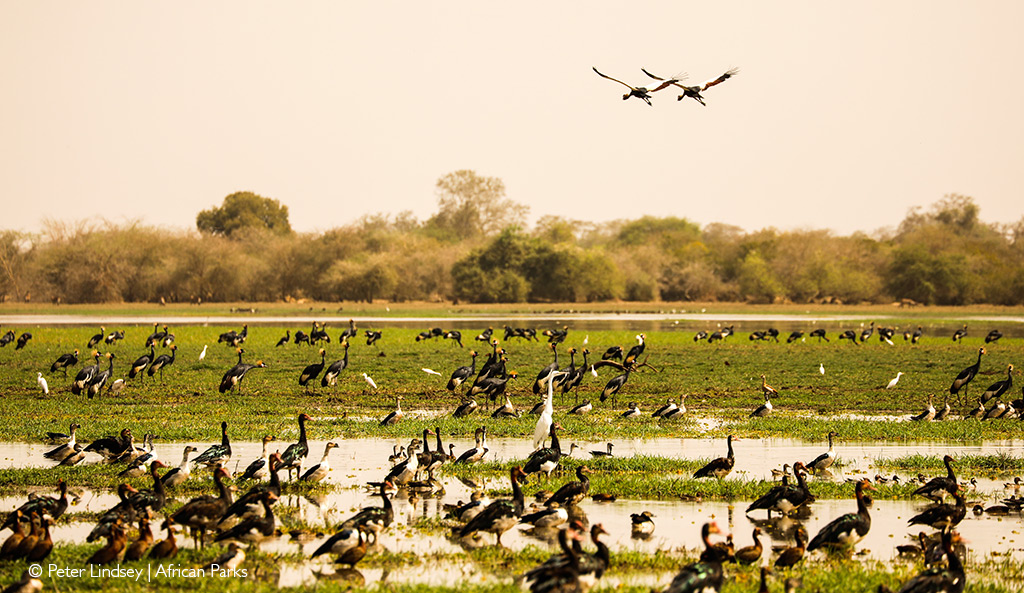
[36,373,48,395]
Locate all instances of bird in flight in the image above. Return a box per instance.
[642,67,739,106]
[593,67,654,105]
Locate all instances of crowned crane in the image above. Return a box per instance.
[87,353,115,398]
[642,66,739,105]
[71,351,101,395]
[912,326,924,344]
[952,325,968,343]
[980,364,1013,404]
[321,340,350,388]
[299,348,326,392]
[275,330,290,347]
[809,328,829,342]
[807,479,875,551]
[364,329,382,346]
[147,345,176,381]
[860,322,875,343]
[839,330,859,344]
[693,435,737,479]
[532,343,561,395]
[87,327,106,349]
[50,349,79,376]
[128,347,154,381]
[949,347,985,405]
[624,334,646,366]
[339,318,358,341]
[985,329,1003,343]
[447,350,478,392]
[146,325,168,348]
[219,349,266,394]
[592,67,653,105]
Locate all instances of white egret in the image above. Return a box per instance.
[819,363,825,375]
[886,372,904,389]
[198,345,208,361]
[37,372,49,394]
[422,368,442,377]
[363,373,378,389]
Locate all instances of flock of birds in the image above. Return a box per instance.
[1,319,1021,593]
[593,66,740,107]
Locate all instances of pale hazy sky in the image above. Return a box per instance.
[3,2,1022,237]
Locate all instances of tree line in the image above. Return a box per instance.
[2,171,1022,306]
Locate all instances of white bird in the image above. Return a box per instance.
[198,345,208,361]
[886,371,904,390]
[37,372,49,395]
[533,371,563,451]
[110,378,126,394]
[819,363,825,375]
[363,373,378,389]
[583,335,589,345]
[422,368,442,377]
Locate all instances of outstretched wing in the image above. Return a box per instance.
[702,67,739,91]
[641,68,688,92]
[593,67,634,90]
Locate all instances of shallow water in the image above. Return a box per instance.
[5,435,1024,588]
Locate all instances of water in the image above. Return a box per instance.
[4,436,1023,589]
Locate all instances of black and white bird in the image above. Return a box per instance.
[593,67,654,105]
[642,66,740,106]
[50,349,80,376]
[807,431,839,472]
[321,340,350,388]
[693,435,737,479]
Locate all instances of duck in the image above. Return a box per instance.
[807,478,875,551]
[455,427,489,464]
[11,515,41,561]
[453,398,479,418]
[630,511,655,538]
[312,526,368,567]
[170,467,233,548]
[771,464,792,481]
[458,466,528,545]
[300,442,338,483]
[117,434,158,478]
[2,480,69,530]
[693,435,737,479]
[547,465,594,507]
[83,428,134,460]
[908,489,967,530]
[521,521,585,593]
[575,523,611,591]
[123,518,153,561]
[911,394,937,422]
[203,542,246,572]
[590,443,614,458]
[750,391,773,418]
[218,454,283,528]
[379,396,404,426]
[652,398,678,418]
[43,423,81,463]
[147,521,178,559]
[491,394,519,419]
[87,483,140,542]
[913,455,958,501]
[86,520,127,565]
[520,503,569,529]
[934,396,952,421]
[746,462,814,517]
[662,395,688,419]
[280,413,312,480]
[444,491,488,523]
[3,570,42,593]
[807,431,839,472]
[214,491,279,543]
[238,436,277,481]
[24,515,52,562]
[129,461,169,515]
[523,423,564,476]
[342,481,394,542]
[384,440,421,486]
[620,402,641,418]
[0,511,26,560]
[774,525,808,568]
[735,527,765,565]
[664,522,725,592]
[893,528,965,593]
[192,421,232,468]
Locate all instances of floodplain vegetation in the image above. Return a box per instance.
[1,313,1023,592]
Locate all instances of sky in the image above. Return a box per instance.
[2,2,1023,237]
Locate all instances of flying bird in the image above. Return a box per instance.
[593,67,653,105]
[642,67,739,105]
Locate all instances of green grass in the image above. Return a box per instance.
[874,453,1024,473]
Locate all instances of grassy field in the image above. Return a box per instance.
[0,309,1022,444]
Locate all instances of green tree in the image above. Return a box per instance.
[196,192,292,238]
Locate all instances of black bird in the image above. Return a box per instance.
[71,351,101,395]
[447,351,478,392]
[14,332,31,350]
[2,480,69,531]
[662,523,725,592]
[88,327,106,349]
[913,455,958,501]
[746,462,814,517]
[0,330,14,347]
[599,366,631,407]
[145,324,168,348]
[213,491,278,543]
[601,345,623,361]
[787,330,804,343]
[339,319,358,341]
[893,528,965,593]
[443,330,464,347]
[280,413,312,480]
[624,334,646,366]
[951,325,968,343]
[523,423,564,476]
[219,350,266,393]
[984,329,1003,344]
[458,466,528,545]
[860,322,875,343]
[128,347,155,381]
[949,347,985,404]
[364,330,382,346]
[50,349,80,376]
[912,326,924,344]
[908,490,967,530]
[146,345,176,381]
[643,66,740,106]
[532,343,561,395]
[192,421,232,467]
[838,330,859,344]
[693,435,737,479]
[474,327,493,342]
[807,479,874,551]
[275,330,291,347]
[87,353,115,398]
[593,67,653,105]
[83,428,134,460]
[980,364,1013,404]
[321,340,350,388]
[299,348,326,392]
[809,328,829,342]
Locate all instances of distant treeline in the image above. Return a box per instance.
[1,174,1022,306]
